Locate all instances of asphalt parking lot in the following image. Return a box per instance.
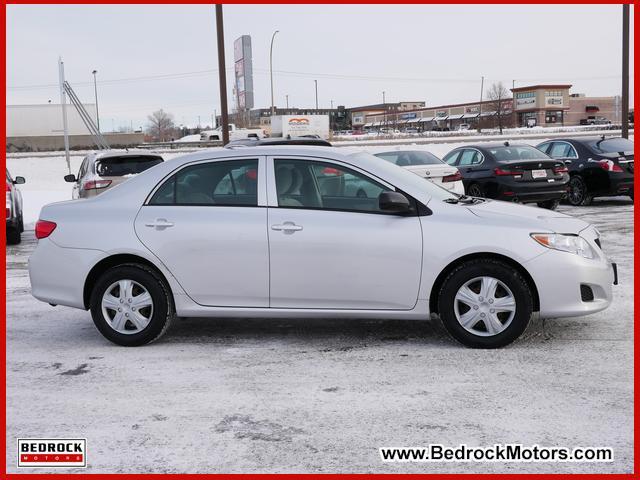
[6,199,633,473]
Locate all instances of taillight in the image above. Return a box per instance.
[598,160,624,172]
[494,167,524,176]
[553,165,569,174]
[35,220,57,239]
[322,167,343,176]
[83,179,112,190]
[442,171,463,182]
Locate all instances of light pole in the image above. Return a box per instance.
[215,5,230,145]
[621,4,630,138]
[269,30,279,116]
[314,80,318,110]
[92,69,100,132]
[285,94,289,109]
[477,76,484,133]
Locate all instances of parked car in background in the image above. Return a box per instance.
[536,136,634,206]
[64,151,164,199]
[457,123,471,131]
[374,150,465,195]
[580,117,611,126]
[443,142,569,209]
[6,168,25,245]
[30,146,615,349]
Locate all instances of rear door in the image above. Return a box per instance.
[135,156,269,307]
[266,156,423,310]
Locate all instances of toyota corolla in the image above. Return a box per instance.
[29,146,616,348]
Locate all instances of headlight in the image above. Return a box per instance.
[530,233,596,259]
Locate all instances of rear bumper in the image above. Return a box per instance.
[29,238,102,309]
[497,185,568,203]
[605,174,634,196]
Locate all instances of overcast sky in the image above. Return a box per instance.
[7,4,635,131]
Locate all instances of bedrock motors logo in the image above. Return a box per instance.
[18,439,86,468]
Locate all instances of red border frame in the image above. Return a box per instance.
[1,1,637,478]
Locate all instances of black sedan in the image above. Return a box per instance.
[442,142,569,209]
[536,136,634,206]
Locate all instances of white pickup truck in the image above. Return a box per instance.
[200,124,265,142]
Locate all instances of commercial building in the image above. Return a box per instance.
[350,101,426,129]
[6,104,143,152]
[359,85,626,131]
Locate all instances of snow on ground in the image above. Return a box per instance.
[6,198,633,473]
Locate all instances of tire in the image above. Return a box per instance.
[89,264,174,346]
[537,199,560,210]
[567,175,593,206]
[467,183,484,198]
[6,227,21,245]
[437,259,533,348]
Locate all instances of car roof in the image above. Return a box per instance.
[458,142,535,150]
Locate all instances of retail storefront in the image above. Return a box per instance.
[512,85,571,127]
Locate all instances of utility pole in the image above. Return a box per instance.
[215,5,230,145]
[92,70,100,133]
[269,30,279,116]
[477,76,484,133]
[58,57,71,174]
[621,4,630,139]
[285,94,289,109]
[314,80,318,110]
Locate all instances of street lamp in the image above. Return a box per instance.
[314,80,318,110]
[92,70,100,132]
[269,30,279,116]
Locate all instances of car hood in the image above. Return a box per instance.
[465,199,590,234]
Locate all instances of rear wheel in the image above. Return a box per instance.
[90,264,174,346]
[567,175,592,206]
[437,259,533,348]
[537,199,560,210]
[467,183,484,198]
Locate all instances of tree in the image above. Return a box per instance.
[485,82,512,134]
[146,109,175,142]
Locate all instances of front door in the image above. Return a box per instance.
[135,157,269,307]
[267,156,423,310]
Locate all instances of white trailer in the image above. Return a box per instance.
[270,115,330,140]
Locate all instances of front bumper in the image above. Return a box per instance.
[525,242,614,318]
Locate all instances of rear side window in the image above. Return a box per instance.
[458,150,483,166]
[587,138,634,154]
[488,146,548,161]
[96,155,163,177]
[549,142,577,159]
[149,159,258,206]
[375,151,442,166]
[443,150,461,165]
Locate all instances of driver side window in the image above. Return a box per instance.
[273,159,390,214]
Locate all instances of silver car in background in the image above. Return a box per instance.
[64,150,164,199]
[30,146,615,349]
[374,150,465,195]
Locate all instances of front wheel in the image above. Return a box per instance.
[567,175,592,206]
[90,264,174,346]
[537,199,560,210]
[437,259,533,348]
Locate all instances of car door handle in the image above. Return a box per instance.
[145,218,174,229]
[271,222,303,233]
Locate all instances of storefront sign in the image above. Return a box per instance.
[436,110,447,117]
[546,96,563,106]
[515,97,536,109]
[466,106,480,114]
[400,112,417,120]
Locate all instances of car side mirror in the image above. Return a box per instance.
[64,174,77,183]
[379,191,411,213]
[13,176,25,185]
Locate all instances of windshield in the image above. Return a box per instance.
[488,145,549,162]
[95,155,163,177]
[587,137,634,154]
[347,151,458,202]
[374,150,443,166]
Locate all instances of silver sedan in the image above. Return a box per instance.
[29,146,615,348]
